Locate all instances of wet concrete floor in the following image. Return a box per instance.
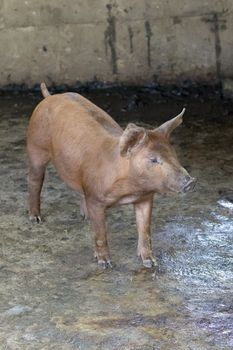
[0,88,233,349]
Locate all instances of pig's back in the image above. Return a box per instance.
[28,94,120,191]
[42,93,122,147]
[63,92,122,136]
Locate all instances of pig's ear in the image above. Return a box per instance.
[120,123,147,157]
[157,108,185,136]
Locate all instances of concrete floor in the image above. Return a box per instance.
[0,89,232,349]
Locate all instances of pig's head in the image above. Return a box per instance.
[120,108,195,194]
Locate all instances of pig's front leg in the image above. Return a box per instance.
[134,195,156,268]
[86,200,112,268]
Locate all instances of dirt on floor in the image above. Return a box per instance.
[0,87,233,350]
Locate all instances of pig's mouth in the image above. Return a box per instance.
[160,184,183,195]
[181,177,196,193]
[163,177,196,194]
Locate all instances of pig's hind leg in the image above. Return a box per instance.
[27,146,50,223]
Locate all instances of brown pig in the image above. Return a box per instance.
[27,83,195,268]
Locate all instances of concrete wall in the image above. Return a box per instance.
[0,0,232,86]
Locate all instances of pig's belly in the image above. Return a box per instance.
[116,194,141,205]
[109,192,154,207]
[51,153,84,194]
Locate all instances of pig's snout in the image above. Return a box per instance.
[182,175,196,192]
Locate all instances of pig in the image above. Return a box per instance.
[27,83,195,268]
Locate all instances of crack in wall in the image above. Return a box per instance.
[145,20,152,68]
[203,11,227,84]
[104,4,118,75]
[128,25,134,54]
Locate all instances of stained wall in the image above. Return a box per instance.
[0,0,232,86]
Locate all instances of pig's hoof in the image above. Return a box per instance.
[80,212,89,221]
[97,259,113,269]
[142,257,157,268]
[80,202,89,220]
[29,215,42,224]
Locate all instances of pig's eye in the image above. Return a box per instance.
[150,157,158,164]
